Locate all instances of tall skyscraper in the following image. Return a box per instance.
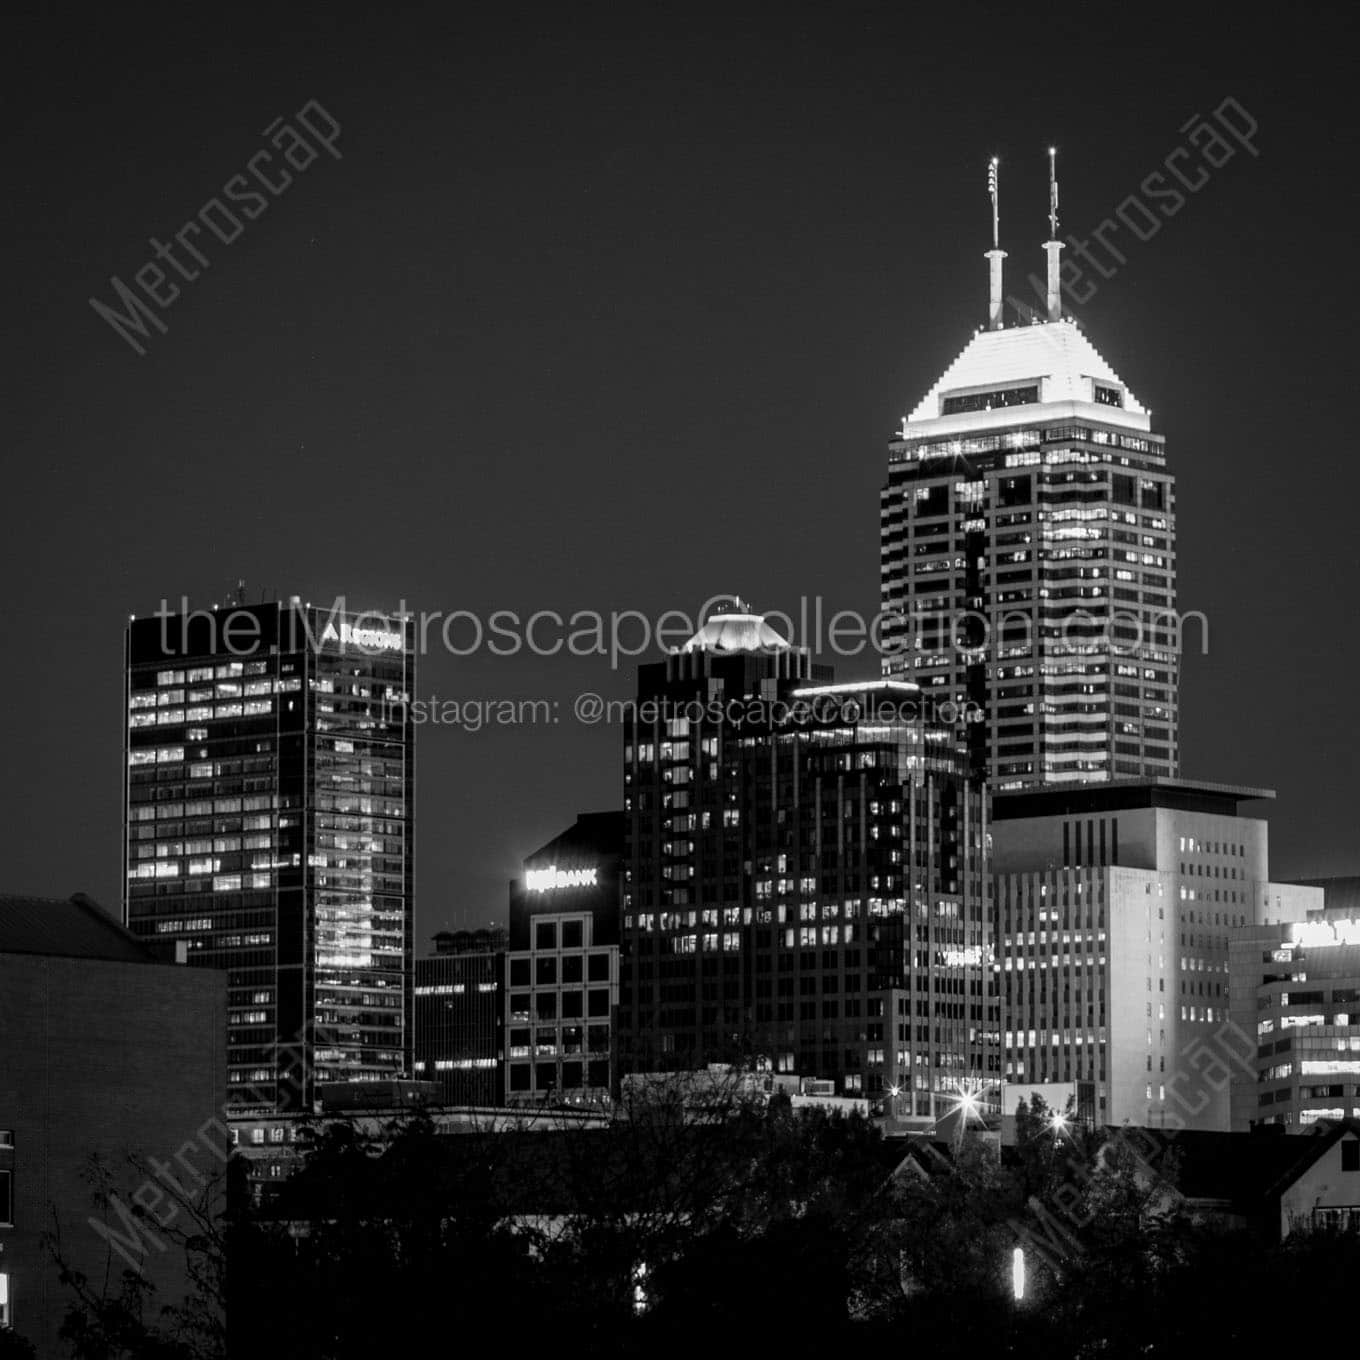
[619,601,996,1117]
[123,597,415,1112]
[880,161,1178,789]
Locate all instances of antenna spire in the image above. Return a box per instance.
[985,156,1006,330]
[1048,145,1059,238]
[1042,145,1064,322]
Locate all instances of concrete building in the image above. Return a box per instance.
[0,893,226,1358]
[880,168,1177,788]
[1229,916,1360,1130]
[992,778,1319,1130]
[619,601,996,1118]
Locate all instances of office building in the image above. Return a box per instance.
[123,596,415,1112]
[506,908,618,1106]
[0,893,226,1357]
[413,929,506,1105]
[620,601,995,1117]
[993,778,1320,1130]
[1229,915,1360,1130]
[509,810,623,948]
[880,172,1177,788]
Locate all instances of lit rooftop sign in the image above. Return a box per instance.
[1290,920,1360,949]
[526,865,598,893]
[321,621,404,652]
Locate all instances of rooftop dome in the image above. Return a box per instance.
[682,600,790,654]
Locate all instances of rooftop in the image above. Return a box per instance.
[0,893,155,964]
[993,776,1276,821]
[682,602,791,654]
[903,318,1151,437]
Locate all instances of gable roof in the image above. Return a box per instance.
[0,893,155,964]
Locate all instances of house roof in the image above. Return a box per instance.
[0,893,155,964]
[1142,1120,1360,1209]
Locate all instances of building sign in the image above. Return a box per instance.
[940,946,984,967]
[526,865,599,893]
[1290,919,1360,950]
[321,621,404,652]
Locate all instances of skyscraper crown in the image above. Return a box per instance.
[902,318,1150,437]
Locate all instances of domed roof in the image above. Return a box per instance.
[682,601,790,654]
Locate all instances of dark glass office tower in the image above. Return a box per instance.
[123,597,415,1112]
[619,603,995,1116]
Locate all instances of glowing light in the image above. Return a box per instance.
[526,864,599,893]
[1012,1247,1025,1301]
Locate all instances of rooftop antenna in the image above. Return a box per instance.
[1043,145,1063,322]
[985,156,1006,330]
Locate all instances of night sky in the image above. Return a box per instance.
[6,3,1357,936]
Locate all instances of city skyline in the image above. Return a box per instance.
[6,6,1358,938]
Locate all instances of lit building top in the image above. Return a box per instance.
[681,601,791,654]
[902,318,1150,439]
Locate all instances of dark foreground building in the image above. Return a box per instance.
[620,603,995,1119]
[414,928,506,1104]
[123,596,416,1112]
[0,893,226,1358]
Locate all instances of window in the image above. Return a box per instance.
[0,1170,11,1226]
[1343,1139,1360,1173]
[0,1270,9,1327]
[562,920,583,949]
[0,1130,11,1149]
[588,952,611,982]
[535,921,556,950]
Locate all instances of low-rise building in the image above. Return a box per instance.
[0,893,226,1356]
[1229,916,1360,1130]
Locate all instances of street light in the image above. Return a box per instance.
[1012,1247,1025,1302]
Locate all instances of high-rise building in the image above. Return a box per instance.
[1229,916,1360,1131]
[992,778,1320,1130]
[619,602,995,1117]
[503,812,623,1105]
[123,597,415,1112]
[880,176,1178,788]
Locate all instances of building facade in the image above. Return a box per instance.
[123,597,415,1112]
[413,929,506,1105]
[881,257,1178,789]
[619,604,996,1117]
[992,778,1319,1130]
[1229,916,1360,1131]
[506,910,618,1106]
[0,894,226,1357]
